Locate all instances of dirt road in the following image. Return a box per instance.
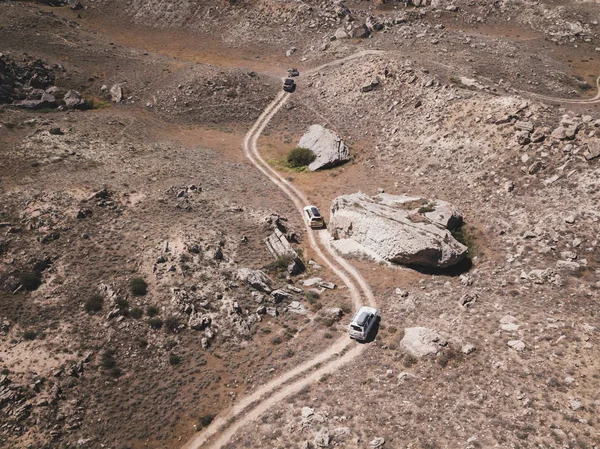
[181,52,379,449]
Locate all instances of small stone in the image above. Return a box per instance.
[461,344,476,355]
[528,161,543,175]
[569,398,583,411]
[507,340,525,351]
[369,437,385,448]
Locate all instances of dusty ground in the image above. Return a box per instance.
[1,0,600,448]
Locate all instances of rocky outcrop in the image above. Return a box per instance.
[237,268,273,293]
[298,125,351,171]
[329,193,467,268]
[265,228,304,275]
[400,327,447,357]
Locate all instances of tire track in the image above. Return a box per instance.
[182,52,378,449]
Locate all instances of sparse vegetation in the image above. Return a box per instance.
[130,277,148,296]
[146,305,159,317]
[305,290,319,304]
[85,294,104,314]
[165,315,180,333]
[286,147,316,168]
[19,271,42,291]
[148,317,164,330]
[22,330,37,341]
[196,413,216,430]
[169,353,182,366]
[264,255,293,273]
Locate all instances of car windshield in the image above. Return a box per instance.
[310,207,321,217]
[351,324,362,332]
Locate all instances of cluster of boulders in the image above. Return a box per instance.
[0,54,87,110]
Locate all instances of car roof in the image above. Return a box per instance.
[352,306,377,321]
[355,311,370,326]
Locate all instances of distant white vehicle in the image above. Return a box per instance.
[348,306,379,341]
[303,205,325,229]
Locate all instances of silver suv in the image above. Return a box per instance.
[348,306,379,341]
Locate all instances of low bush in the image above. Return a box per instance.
[165,315,180,333]
[197,413,215,430]
[148,318,163,330]
[19,271,42,291]
[169,353,182,366]
[130,277,148,296]
[286,147,316,168]
[102,349,117,369]
[305,291,319,304]
[264,255,293,273]
[23,330,37,341]
[130,307,143,319]
[85,294,104,314]
[146,305,159,317]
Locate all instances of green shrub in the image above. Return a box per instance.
[102,349,117,369]
[271,336,282,345]
[23,330,37,341]
[418,203,435,214]
[305,291,319,304]
[115,298,130,317]
[197,413,215,430]
[148,317,163,330]
[85,294,104,314]
[146,305,159,317]
[286,147,316,168]
[451,224,477,260]
[19,271,42,291]
[130,277,148,296]
[164,315,180,333]
[264,255,293,272]
[130,307,143,319]
[169,353,182,366]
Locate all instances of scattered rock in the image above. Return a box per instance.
[370,437,385,448]
[269,289,292,303]
[507,340,525,351]
[237,268,273,293]
[361,78,380,93]
[400,327,447,357]
[461,344,476,355]
[109,84,123,103]
[265,228,304,275]
[63,90,87,109]
[314,428,330,448]
[351,24,370,38]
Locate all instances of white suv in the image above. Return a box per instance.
[348,306,379,341]
[303,205,325,229]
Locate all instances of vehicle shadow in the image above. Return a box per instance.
[357,317,380,344]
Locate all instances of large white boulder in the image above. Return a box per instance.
[329,192,467,268]
[298,124,351,171]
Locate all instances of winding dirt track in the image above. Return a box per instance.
[525,76,600,104]
[181,48,600,449]
[181,51,381,449]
